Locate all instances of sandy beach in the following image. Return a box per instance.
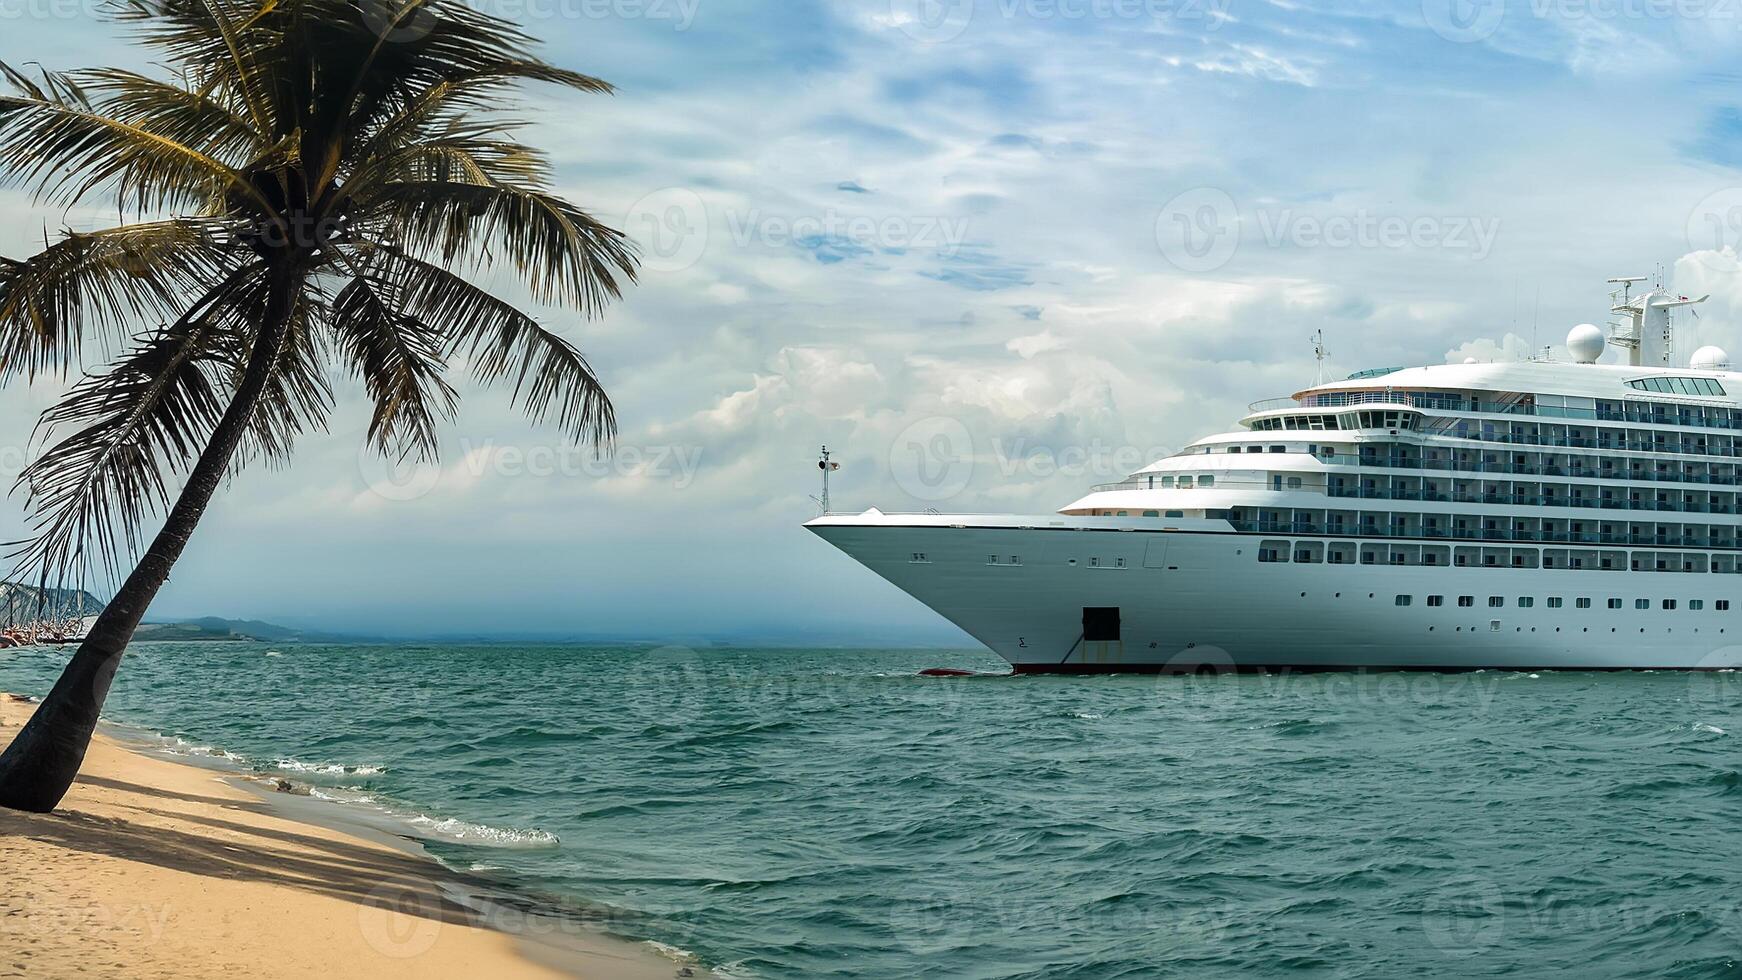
[0,696,692,980]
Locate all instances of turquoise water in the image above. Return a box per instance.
[3,643,1742,978]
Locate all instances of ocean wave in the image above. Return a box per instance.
[270,758,387,776]
[406,814,560,849]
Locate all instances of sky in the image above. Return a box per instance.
[7,0,1742,643]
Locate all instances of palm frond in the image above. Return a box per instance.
[205,276,336,467]
[359,180,637,313]
[0,219,237,380]
[0,61,268,215]
[373,247,614,447]
[330,271,456,460]
[72,67,264,162]
[8,279,247,584]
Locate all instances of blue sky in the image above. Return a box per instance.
[7,0,1742,642]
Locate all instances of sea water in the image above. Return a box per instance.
[1,642,1740,979]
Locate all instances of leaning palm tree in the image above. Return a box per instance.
[0,0,637,812]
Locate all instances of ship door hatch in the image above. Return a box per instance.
[1083,607,1123,665]
[1143,539,1170,569]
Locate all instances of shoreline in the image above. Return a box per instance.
[0,694,701,979]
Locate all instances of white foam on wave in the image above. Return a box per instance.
[271,758,387,776]
[643,940,699,964]
[1695,723,1727,735]
[406,814,560,849]
[134,732,248,764]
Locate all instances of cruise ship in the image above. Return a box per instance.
[806,278,1742,672]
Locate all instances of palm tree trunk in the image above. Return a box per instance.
[0,265,300,813]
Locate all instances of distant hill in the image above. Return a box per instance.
[0,581,106,624]
[133,617,333,643]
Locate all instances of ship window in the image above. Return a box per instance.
[1116,511,1129,516]
[1427,595,1444,606]
[1518,597,1534,608]
[1179,477,1193,488]
[1458,596,1474,607]
[1395,595,1412,606]
[1488,596,1504,607]
[1248,445,1263,453]
[1663,599,1677,610]
[1165,510,1183,518]
[1635,599,1650,609]
[1691,600,1703,610]
[910,553,929,563]
[1227,446,1241,453]
[1143,510,1159,517]
[1269,445,1286,453]
[1287,477,1303,489]
[1160,476,1175,487]
[1576,598,1591,609]
[1608,598,1623,609]
[1547,597,1563,608]
[1200,476,1215,487]
[1258,541,1287,562]
[1720,600,1732,611]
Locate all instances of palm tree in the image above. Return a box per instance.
[0,0,637,812]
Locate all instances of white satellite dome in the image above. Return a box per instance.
[1692,345,1732,371]
[1566,323,1606,364]
[1462,356,1478,364]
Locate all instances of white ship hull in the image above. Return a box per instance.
[807,513,1742,672]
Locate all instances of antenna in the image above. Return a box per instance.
[812,446,840,515]
[1312,330,1330,385]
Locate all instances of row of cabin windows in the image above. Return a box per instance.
[1628,377,1727,397]
[1250,412,1418,432]
[1255,539,1742,574]
[1398,595,1726,610]
[1294,390,1741,428]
